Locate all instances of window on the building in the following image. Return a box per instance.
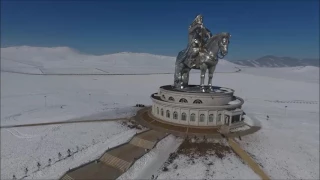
[209,114,214,122]
[168,97,175,102]
[181,112,187,121]
[166,110,170,118]
[173,111,178,119]
[190,113,196,121]
[157,107,159,114]
[179,98,188,103]
[161,108,164,116]
[199,114,205,122]
[193,99,203,104]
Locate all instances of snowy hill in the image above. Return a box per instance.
[1,46,239,74]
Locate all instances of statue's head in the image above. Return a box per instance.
[194,14,203,24]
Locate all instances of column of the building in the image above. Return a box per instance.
[221,111,225,125]
[188,109,190,125]
[215,111,218,126]
[196,110,199,126]
[205,110,210,126]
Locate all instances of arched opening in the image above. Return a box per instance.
[173,111,178,119]
[208,114,214,122]
[181,112,187,121]
[199,114,205,122]
[166,110,170,118]
[161,108,164,116]
[193,99,203,104]
[168,97,175,102]
[157,107,159,115]
[179,98,188,103]
[190,113,196,122]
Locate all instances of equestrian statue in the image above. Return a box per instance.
[173,14,231,92]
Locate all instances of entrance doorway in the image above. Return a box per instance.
[224,115,230,125]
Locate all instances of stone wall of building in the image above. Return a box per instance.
[151,94,243,127]
[158,86,235,106]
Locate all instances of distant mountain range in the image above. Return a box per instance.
[232,55,319,67]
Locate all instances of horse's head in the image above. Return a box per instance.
[218,32,231,57]
[205,32,231,59]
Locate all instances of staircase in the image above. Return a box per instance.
[60,174,74,180]
[60,130,168,180]
[99,153,131,172]
[129,137,155,149]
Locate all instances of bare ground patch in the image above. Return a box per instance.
[120,119,143,130]
[161,138,233,172]
[177,138,232,159]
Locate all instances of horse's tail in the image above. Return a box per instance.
[174,50,187,87]
[176,51,183,62]
[176,49,188,64]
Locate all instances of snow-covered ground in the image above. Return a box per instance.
[1,71,148,126]
[235,111,319,179]
[1,46,319,179]
[1,121,142,179]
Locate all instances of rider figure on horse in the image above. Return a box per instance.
[187,14,212,68]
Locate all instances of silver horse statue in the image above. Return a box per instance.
[174,15,231,92]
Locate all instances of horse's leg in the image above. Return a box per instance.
[180,67,189,89]
[208,64,217,91]
[200,63,207,92]
[174,63,179,87]
[174,50,189,89]
[174,63,183,88]
[186,69,191,86]
[181,72,187,88]
[182,68,191,87]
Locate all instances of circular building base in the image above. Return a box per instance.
[151,85,245,128]
[133,107,260,139]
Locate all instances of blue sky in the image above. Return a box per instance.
[1,0,319,60]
